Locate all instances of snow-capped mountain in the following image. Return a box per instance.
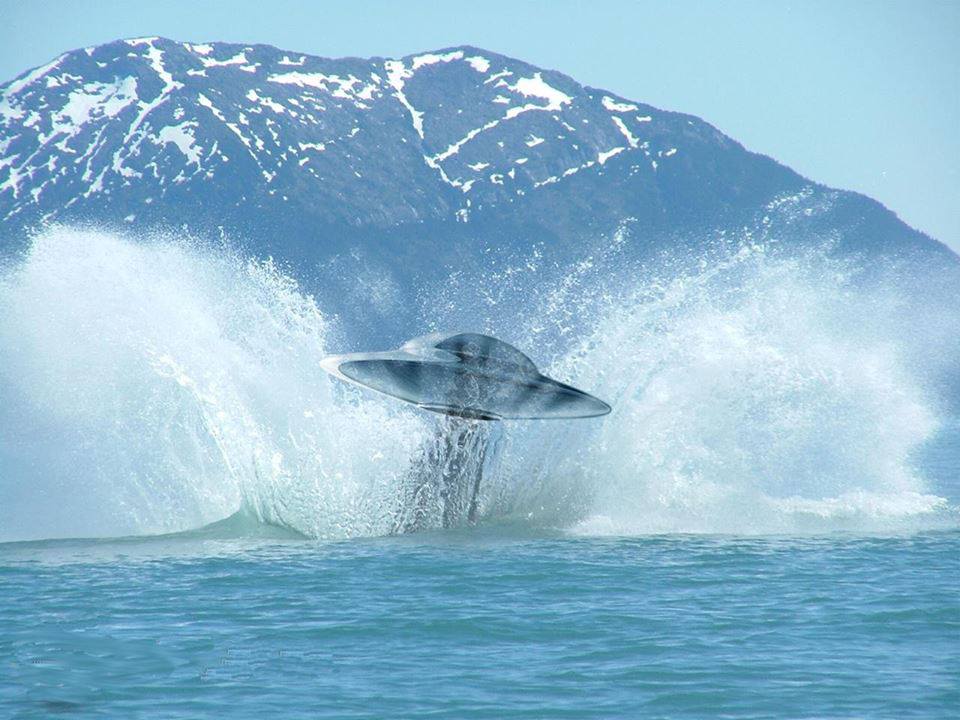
[0,38,952,267]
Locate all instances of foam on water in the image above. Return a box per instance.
[482,240,958,534]
[0,226,956,541]
[0,227,427,542]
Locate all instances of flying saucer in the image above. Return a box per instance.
[320,332,610,420]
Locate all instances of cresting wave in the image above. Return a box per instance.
[0,226,955,542]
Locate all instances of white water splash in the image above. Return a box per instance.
[0,227,955,541]
[0,227,426,542]
[487,242,955,534]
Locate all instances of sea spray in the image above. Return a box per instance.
[485,241,955,533]
[0,226,427,542]
[393,418,500,533]
[0,225,955,541]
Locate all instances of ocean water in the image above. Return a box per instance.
[2,530,958,719]
[1,227,958,717]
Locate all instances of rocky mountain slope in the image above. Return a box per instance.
[2,38,950,258]
[1,37,955,350]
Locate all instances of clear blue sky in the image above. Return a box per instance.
[2,0,957,252]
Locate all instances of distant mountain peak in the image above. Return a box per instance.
[0,38,948,267]
[0,38,703,229]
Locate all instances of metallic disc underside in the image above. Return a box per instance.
[321,332,610,420]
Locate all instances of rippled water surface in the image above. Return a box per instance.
[2,228,959,717]
[2,530,958,719]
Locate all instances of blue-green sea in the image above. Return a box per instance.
[2,529,958,719]
[2,229,959,717]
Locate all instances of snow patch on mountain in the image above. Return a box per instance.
[505,73,572,111]
[466,56,491,73]
[246,89,286,114]
[0,39,703,228]
[55,77,138,131]
[266,71,380,105]
[602,96,638,113]
[4,54,66,97]
[611,116,639,148]
[598,147,625,165]
[199,50,249,68]
[155,122,202,165]
[384,59,424,138]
